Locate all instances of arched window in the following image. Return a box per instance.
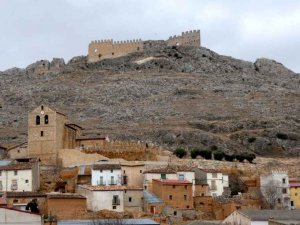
[45,115,49,124]
[36,116,40,125]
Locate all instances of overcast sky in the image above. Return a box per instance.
[0,0,299,72]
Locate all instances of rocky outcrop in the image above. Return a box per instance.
[0,44,299,156]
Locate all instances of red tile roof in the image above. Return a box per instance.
[47,193,86,199]
[289,181,300,187]
[0,162,35,171]
[6,192,46,198]
[153,179,192,185]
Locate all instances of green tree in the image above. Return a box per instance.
[173,147,187,158]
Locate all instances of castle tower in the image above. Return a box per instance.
[27,105,79,166]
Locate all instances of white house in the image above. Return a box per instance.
[222,209,300,225]
[260,170,290,209]
[77,184,125,212]
[195,168,229,197]
[91,163,122,186]
[0,207,41,225]
[0,161,40,192]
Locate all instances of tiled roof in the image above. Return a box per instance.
[0,162,35,171]
[78,184,127,191]
[121,162,145,167]
[47,193,86,199]
[93,164,121,170]
[239,209,300,220]
[289,181,300,187]
[143,167,176,174]
[76,136,105,140]
[6,192,46,198]
[153,179,192,185]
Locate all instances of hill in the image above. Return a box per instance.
[0,41,299,156]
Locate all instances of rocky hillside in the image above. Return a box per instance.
[0,41,299,156]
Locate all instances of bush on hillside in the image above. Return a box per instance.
[213,150,225,161]
[190,148,201,159]
[173,147,187,158]
[198,149,212,160]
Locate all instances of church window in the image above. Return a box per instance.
[45,115,49,124]
[36,116,40,125]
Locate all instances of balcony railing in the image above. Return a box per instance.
[109,180,118,185]
[112,198,120,205]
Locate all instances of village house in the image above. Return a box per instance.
[289,180,300,209]
[7,142,28,159]
[0,207,42,225]
[46,193,87,220]
[77,184,125,212]
[91,163,122,186]
[152,179,193,210]
[0,159,40,192]
[3,191,46,213]
[222,209,300,225]
[124,187,144,212]
[195,168,229,197]
[121,161,145,187]
[260,170,290,209]
[143,190,164,215]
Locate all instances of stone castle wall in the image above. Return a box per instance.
[88,30,201,62]
[88,39,143,62]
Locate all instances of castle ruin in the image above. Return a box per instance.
[88,30,200,63]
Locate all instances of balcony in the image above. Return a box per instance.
[112,198,120,205]
[97,181,106,186]
[109,180,118,185]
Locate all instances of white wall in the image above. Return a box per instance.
[78,186,124,212]
[0,208,41,225]
[92,169,122,186]
[207,172,227,196]
[0,169,36,192]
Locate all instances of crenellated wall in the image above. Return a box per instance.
[88,30,201,62]
[166,30,200,47]
[88,39,143,62]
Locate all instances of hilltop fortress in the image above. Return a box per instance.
[88,30,201,62]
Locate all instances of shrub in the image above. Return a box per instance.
[224,153,235,162]
[247,137,256,143]
[213,150,225,161]
[242,153,256,163]
[276,132,288,140]
[190,148,200,159]
[173,148,187,158]
[234,154,245,162]
[210,145,218,151]
[199,149,212,160]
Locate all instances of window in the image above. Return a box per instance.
[169,195,173,200]
[185,185,187,190]
[184,195,187,200]
[178,174,184,180]
[161,174,166,179]
[201,193,205,196]
[137,47,140,51]
[111,169,113,173]
[187,205,189,209]
[295,193,298,196]
[25,179,29,183]
[11,180,18,190]
[41,131,44,137]
[14,170,18,175]
[282,178,286,184]
[0,171,1,176]
[123,170,126,174]
[0,181,2,190]
[173,211,177,216]
[112,52,114,55]
[13,199,18,203]
[140,170,142,173]
[278,198,281,204]
[99,176,104,185]
[36,116,40,125]
[211,180,217,190]
[45,115,49,124]
[282,188,287,194]
[110,176,114,185]
[129,197,132,202]
[112,195,120,205]
[144,186,147,190]
[41,105,44,110]
[112,206,116,209]
[212,173,218,178]
[173,185,175,189]
[100,170,103,173]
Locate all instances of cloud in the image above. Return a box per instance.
[0,0,299,72]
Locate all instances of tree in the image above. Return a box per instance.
[261,180,281,209]
[213,150,225,161]
[173,147,187,158]
[190,148,200,159]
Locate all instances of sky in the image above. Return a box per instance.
[0,0,299,72]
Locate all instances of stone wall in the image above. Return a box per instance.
[166,30,200,47]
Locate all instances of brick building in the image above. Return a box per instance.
[152,179,193,209]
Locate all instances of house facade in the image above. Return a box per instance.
[0,161,40,192]
[152,179,193,209]
[195,169,229,197]
[260,170,290,209]
[91,163,122,186]
[289,180,300,209]
[121,162,144,187]
[77,185,125,212]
